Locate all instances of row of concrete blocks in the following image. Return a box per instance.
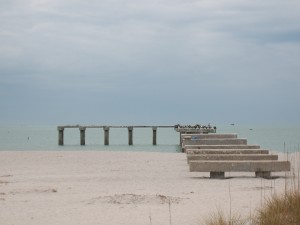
[181,133,290,179]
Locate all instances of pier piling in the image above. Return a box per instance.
[58,127,64,145]
[57,124,216,147]
[128,127,133,145]
[152,127,157,145]
[103,127,109,145]
[79,127,86,146]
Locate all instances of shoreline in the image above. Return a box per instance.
[0,151,297,225]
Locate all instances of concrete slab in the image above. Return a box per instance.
[189,160,290,173]
[183,145,261,151]
[183,139,247,146]
[186,149,269,155]
[187,154,278,163]
[181,134,238,140]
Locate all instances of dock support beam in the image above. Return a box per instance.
[58,127,64,145]
[152,127,157,145]
[103,127,109,145]
[80,127,86,146]
[128,127,133,145]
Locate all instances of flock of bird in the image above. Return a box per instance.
[174,124,216,130]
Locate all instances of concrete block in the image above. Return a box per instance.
[186,149,269,155]
[187,154,278,163]
[183,145,261,151]
[176,128,216,133]
[256,171,271,178]
[183,138,247,146]
[189,161,290,173]
[181,133,237,140]
[210,172,225,179]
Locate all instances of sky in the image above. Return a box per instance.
[1,0,300,126]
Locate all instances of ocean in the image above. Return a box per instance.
[0,125,299,153]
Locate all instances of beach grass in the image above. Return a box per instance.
[253,190,300,225]
[202,151,300,225]
[203,210,247,225]
[202,190,300,225]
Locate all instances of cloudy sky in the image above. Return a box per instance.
[1,0,300,126]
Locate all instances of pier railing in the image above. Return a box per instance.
[57,124,216,146]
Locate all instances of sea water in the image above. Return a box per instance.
[0,125,299,153]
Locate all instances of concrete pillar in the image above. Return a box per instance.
[103,127,110,145]
[180,132,182,145]
[80,127,86,146]
[128,127,133,145]
[58,127,64,145]
[152,127,157,145]
[255,171,271,179]
[180,132,185,152]
[210,172,225,179]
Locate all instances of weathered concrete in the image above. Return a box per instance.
[183,145,261,152]
[210,172,225,179]
[180,134,239,151]
[128,127,133,145]
[103,127,109,145]
[79,127,86,146]
[180,131,290,179]
[255,171,271,178]
[57,125,177,146]
[186,149,269,155]
[59,125,175,128]
[152,127,157,145]
[176,128,216,133]
[187,154,278,163]
[181,133,237,140]
[58,127,64,146]
[189,160,290,174]
[183,138,247,147]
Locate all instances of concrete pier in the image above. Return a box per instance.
[79,127,86,146]
[183,131,290,178]
[58,127,64,145]
[57,124,215,146]
[103,127,109,145]
[128,127,133,145]
[152,127,157,145]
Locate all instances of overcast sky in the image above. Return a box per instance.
[1,0,300,126]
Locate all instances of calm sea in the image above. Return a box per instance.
[0,125,299,153]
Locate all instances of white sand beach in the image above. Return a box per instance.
[0,151,296,225]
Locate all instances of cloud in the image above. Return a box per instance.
[1,0,300,124]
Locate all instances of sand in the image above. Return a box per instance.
[0,151,296,225]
